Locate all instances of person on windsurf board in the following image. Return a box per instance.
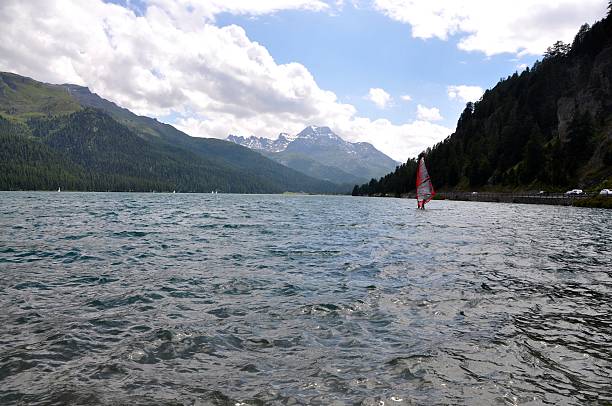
[416,156,435,209]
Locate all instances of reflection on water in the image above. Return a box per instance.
[0,192,610,405]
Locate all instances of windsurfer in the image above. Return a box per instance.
[415,156,435,210]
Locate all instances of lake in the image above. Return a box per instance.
[0,192,610,405]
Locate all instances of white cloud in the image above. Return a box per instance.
[517,63,529,70]
[416,104,443,122]
[400,94,412,102]
[373,0,607,56]
[145,0,330,24]
[0,0,451,161]
[365,87,392,109]
[447,85,484,103]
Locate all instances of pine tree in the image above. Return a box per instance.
[544,41,571,59]
[572,23,590,48]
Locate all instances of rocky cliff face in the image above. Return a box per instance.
[557,47,612,144]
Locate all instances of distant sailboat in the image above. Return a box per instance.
[57,187,61,192]
[416,157,435,209]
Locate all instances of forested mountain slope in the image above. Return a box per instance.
[0,72,343,193]
[354,8,612,196]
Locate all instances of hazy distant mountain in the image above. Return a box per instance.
[227,125,399,184]
[0,72,344,193]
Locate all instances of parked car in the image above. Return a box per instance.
[565,189,584,195]
[600,189,612,195]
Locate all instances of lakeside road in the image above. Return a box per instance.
[397,192,612,207]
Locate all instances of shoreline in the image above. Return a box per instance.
[387,191,612,209]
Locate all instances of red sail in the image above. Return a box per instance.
[416,157,435,206]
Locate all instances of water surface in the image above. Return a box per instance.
[0,192,610,405]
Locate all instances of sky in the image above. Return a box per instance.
[0,0,608,161]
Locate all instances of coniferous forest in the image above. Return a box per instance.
[353,6,612,196]
[0,74,343,194]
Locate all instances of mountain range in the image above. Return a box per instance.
[227,126,398,185]
[0,72,347,193]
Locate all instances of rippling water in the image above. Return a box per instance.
[0,192,611,405]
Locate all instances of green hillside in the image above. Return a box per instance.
[354,9,612,196]
[0,73,343,193]
[0,72,81,117]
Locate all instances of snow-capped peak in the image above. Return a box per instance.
[228,126,360,154]
[227,132,296,153]
[297,125,340,141]
[278,132,298,142]
[227,126,399,185]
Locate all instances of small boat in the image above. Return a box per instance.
[416,157,435,209]
[57,187,61,192]
[172,190,176,194]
